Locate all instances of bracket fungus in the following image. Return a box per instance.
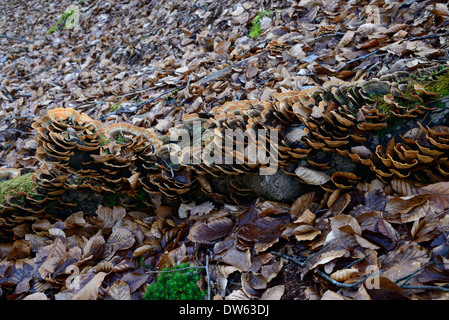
[1,67,449,214]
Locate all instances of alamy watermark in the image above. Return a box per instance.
[364,265,380,290]
[168,121,279,175]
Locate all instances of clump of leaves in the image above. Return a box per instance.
[0,173,36,206]
[248,9,270,39]
[143,263,205,300]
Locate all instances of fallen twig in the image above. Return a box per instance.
[0,115,35,123]
[272,250,376,290]
[206,254,211,300]
[395,238,449,288]
[0,34,34,43]
[335,49,380,73]
[409,32,449,41]
[394,263,431,287]
[4,128,33,135]
[196,51,267,85]
[18,67,53,79]
[271,251,307,267]
[401,285,449,292]
[315,269,379,290]
[271,245,329,267]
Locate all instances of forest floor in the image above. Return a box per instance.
[1,0,449,300]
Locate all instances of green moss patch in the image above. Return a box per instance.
[143,263,205,300]
[423,69,449,96]
[0,173,36,206]
[369,68,449,116]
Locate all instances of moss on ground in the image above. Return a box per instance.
[369,68,449,114]
[0,173,36,206]
[424,70,449,96]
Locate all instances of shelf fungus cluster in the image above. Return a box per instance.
[286,72,449,184]
[1,69,449,214]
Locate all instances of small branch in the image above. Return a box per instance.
[394,263,431,286]
[271,245,329,267]
[271,251,307,267]
[0,34,34,43]
[19,67,53,80]
[4,128,33,135]
[315,269,380,290]
[395,239,449,287]
[206,254,211,300]
[0,115,34,123]
[335,49,380,73]
[343,253,370,269]
[313,32,346,42]
[272,250,375,290]
[196,51,267,85]
[409,32,449,41]
[401,285,449,292]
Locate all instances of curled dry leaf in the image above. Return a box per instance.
[23,293,48,300]
[71,272,108,300]
[188,216,234,243]
[391,178,419,196]
[213,264,241,296]
[330,215,361,235]
[294,208,316,225]
[132,244,153,258]
[260,285,285,300]
[329,267,359,281]
[214,239,252,272]
[236,216,284,253]
[188,201,215,217]
[295,166,331,185]
[241,272,267,299]
[225,289,251,300]
[82,231,105,259]
[294,227,321,242]
[291,192,318,218]
[6,240,31,260]
[106,226,135,256]
[178,201,197,219]
[94,260,114,273]
[380,241,430,284]
[311,249,347,269]
[109,280,131,300]
[261,259,283,283]
[95,205,127,229]
[385,194,429,215]
[38,236,67,281]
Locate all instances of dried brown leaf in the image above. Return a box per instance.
[189,201,215,217]
[311,249,346,269]
[188,216,234,243]
[71,272,107,300]
[109,280,131,300]
[380,241,430,283]
[261,285,285,300]
[329,267,358,281]
[295,166,331,185]
[291,192,317,218]
[385,194,429,214]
